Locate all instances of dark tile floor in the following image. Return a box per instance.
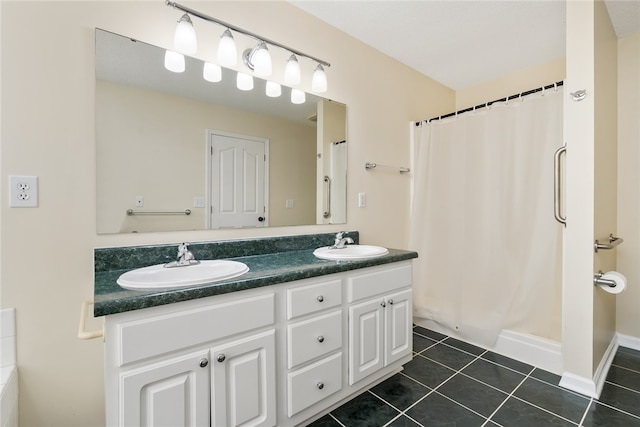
[308,326,640,426]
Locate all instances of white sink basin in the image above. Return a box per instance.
[117,260,249,291]
[313,245,389,261]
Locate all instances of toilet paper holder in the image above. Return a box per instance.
[594,234,623,253]
[594,271,617,288]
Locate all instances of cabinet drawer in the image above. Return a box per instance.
[287,352,342,417]
[347,263,412,302]
[119,293,274,366]
[287,279,342,319]
[287,310,342,369]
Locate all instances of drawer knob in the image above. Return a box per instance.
[217,354,226,363]
[388,299,394,305]
[317,295,324,303]
[317,382,324,390]
[317,336,325,343]
[199,358,209,368]
[381,301,386,308]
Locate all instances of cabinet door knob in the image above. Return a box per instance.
[317,336,325,343]
[317,382,324,390]
[217,354,226,363]
[317,295,324,302]
[388,299,394,305]
[199,358,209,368]
[380,301,386,308]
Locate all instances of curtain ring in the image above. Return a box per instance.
[504,97,509,105]
[541,86,546,96]
[519,92,524,102]
[554,82,558,92]
[486,102,491,110]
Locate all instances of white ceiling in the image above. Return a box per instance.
[291,0,640,90]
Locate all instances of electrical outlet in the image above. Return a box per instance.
[286,199,294,209]
[9,175,38,207]
[135,196,144,207]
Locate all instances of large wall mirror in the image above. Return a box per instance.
[96,29,347,234]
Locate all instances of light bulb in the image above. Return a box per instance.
[236,72,254,91]
[251,42,272,77]
[164,50,185,73]
[284,54,301,85]
[203,62,222,82]
[312,64,327,93]
[217,29,237,67]
[291,88,306,104]
[266,81,281,97]
[174,13,197,54]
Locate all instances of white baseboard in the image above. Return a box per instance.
[559,372,598,397]
[617,333,640,351]
[493,330,563,375]
[560,333,619,398]
[413,321,564,376]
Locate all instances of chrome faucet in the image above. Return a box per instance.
[165,242,199,268]
[331,231,354,249]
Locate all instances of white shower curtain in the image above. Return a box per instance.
[410,88,564,346]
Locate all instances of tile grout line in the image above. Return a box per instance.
[578,399,594,427]
[483,366,535,425]
[588,395,640,421]
[509,394,581,426]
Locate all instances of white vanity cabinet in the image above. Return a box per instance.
[103,261,414,427]
[347,264,413,385]
[104,292,276,427]
[120,349,210,426]
[210,330,276,427]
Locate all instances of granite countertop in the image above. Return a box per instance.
[94,247,417,317]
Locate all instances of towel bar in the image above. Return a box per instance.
[594,234,623,253]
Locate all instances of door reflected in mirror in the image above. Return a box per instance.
[95,29,347,234]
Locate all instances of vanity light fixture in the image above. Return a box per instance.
[291,88,306,104]
[236,72,254,91]
[312,64,328,93]
[166,0,331,92]
[203,62,222,82]
[284,54,301,85]
[243,41,272,77]
[217,29,237,67]
[164,50,185,73]
[266,81,282,98]
[173,13,197,54]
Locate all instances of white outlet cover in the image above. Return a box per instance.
[9,175,38,208]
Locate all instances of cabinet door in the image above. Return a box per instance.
[121,350,210,427]
[384,289,413,365]
[211,330,276,427]
[348,298,384,385]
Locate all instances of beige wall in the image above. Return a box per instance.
[0,1,453,425]
[592,0,618,371]
[97,80,317,232]
[616,32,640,338]
[456,57,565,111]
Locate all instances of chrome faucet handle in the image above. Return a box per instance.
[176,242,198,265]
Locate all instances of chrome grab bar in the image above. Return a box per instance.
[323,176,331,219]
[553,145,567,226]
[127,209,192,215]
[594,234,624,253]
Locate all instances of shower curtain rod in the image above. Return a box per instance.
[418,80,564,125]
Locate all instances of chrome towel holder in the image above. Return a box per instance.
[365,162,410,173]
[127,209,192,216]
[594,234,623,253]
